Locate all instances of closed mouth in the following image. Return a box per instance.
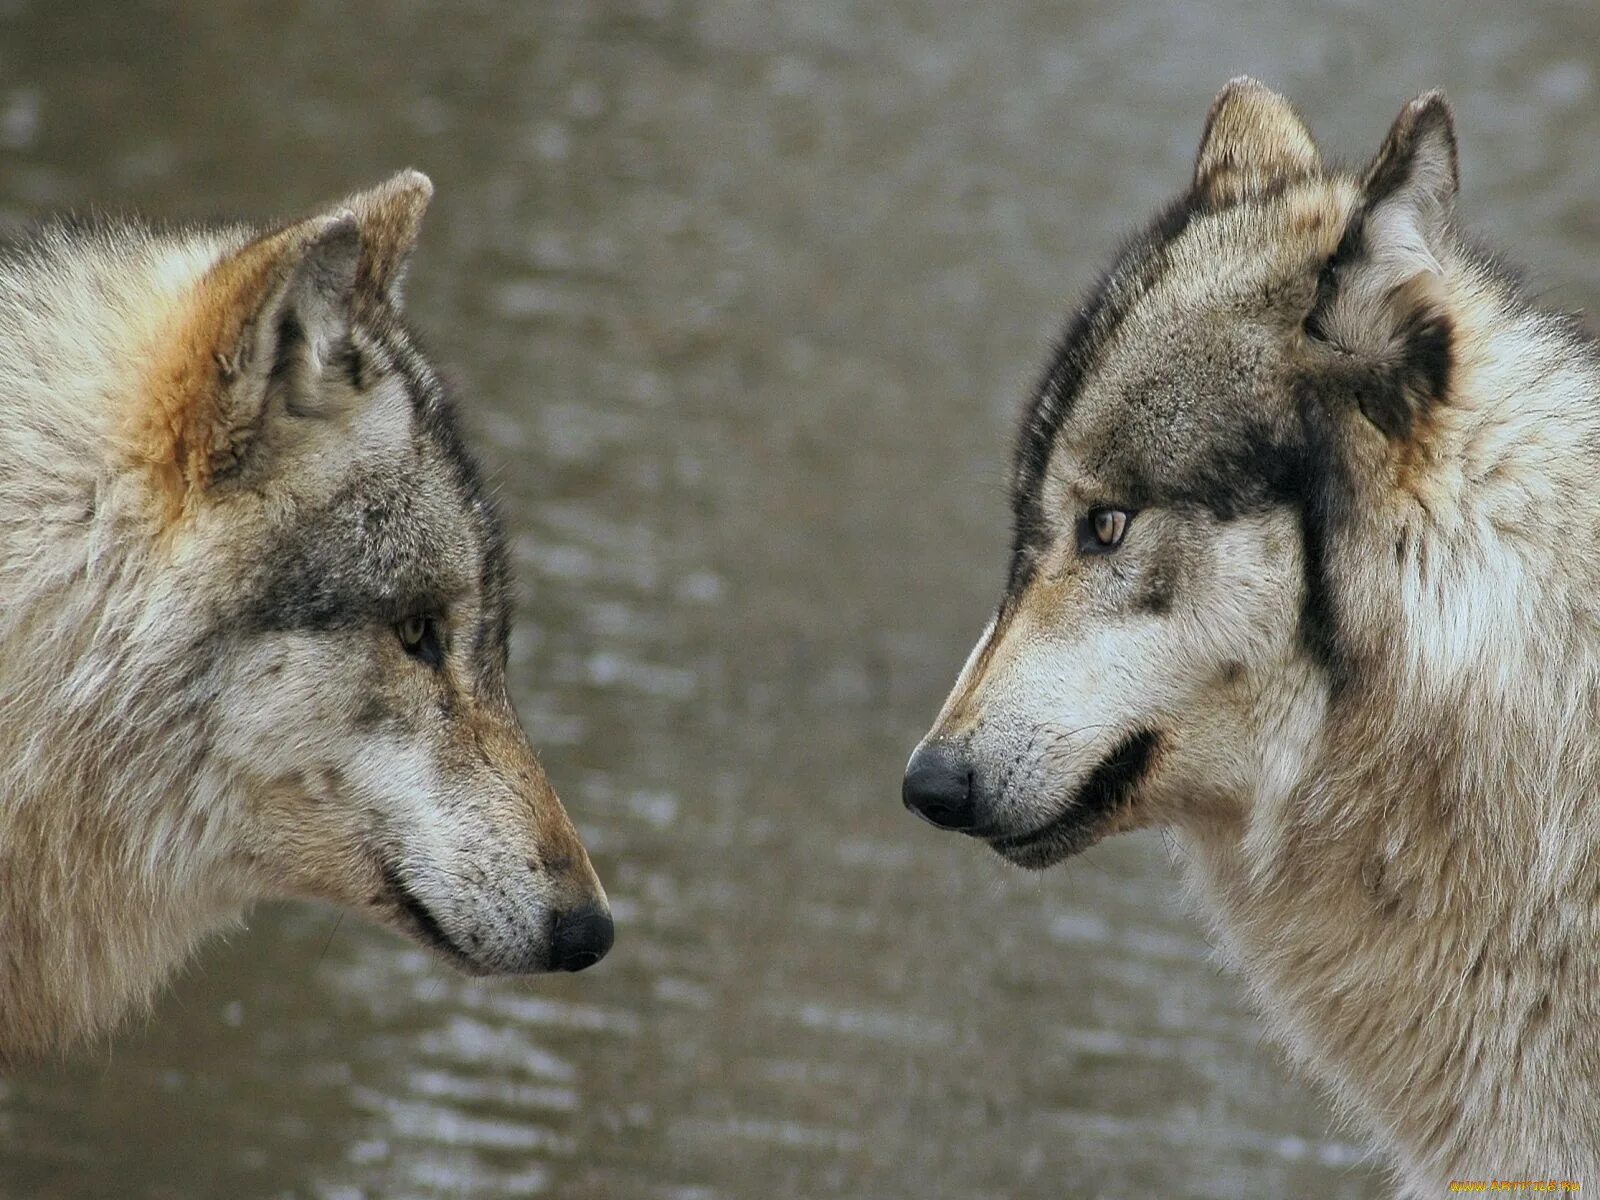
[379,861,480,970]
[988,729,1160,867]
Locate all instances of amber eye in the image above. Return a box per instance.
[396,614,444,669]
[1083,508,1131,554]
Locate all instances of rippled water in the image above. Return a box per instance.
[4,2,1600,1197]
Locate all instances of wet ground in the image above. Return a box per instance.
[4,1,1600,1197]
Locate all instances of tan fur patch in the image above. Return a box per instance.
[936,610,1014,734]
[1284,184,1355,250]
[126,226,295,512]
[1194,77,1322,206]
[344,169,433,305]
[125,214,355,516]
[458,695,595,888]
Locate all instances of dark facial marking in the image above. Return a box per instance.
[1394,307,1454,425]
[989,729,1160,857]
[371,315,513,687]
[1135,565,1174,616]
[1304,194,1455,441]
[354,694,394,730]
[1065,728,1160,825]
[1303,207,1365,343]
[380,860,475,966]
[1011,196,1198,593]
[239,302,515,699]
[1288,381,1356,690]
[245,471,455,634]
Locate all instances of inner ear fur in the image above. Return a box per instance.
[1354,91,1458,301]
[1193,77,1323,207]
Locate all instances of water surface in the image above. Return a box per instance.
[4,2,1599,1196]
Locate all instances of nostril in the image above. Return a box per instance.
[902,742,980,832]
[550,904,615,972]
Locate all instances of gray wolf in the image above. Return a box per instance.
[905,80,1600,1192]
[0,171,612,1061]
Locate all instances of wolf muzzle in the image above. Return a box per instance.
[903,730,1163,868]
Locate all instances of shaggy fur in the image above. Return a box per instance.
[907,81,1600,1192]
[0,173,610,1061]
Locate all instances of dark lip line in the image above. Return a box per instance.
[988,729,1161,852]
[379,861,476,967]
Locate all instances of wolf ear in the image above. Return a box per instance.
[145,208,362,493]
[1356,92,1458,294]
[342,168,433,306]
[1193,77,1322,206]
[1305,92,1458,440]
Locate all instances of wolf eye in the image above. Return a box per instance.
[396,614,444,670]
[1082,508,1131,554]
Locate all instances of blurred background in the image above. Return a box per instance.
[1,1,1597,1197]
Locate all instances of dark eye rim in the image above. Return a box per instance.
[396,613,446,670]
[1079,506,1136,555]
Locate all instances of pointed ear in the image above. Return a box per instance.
[1193,77,1322,206]
[143,210,361,493]
[1357,91,1458,292]
[1303,93,1458,440]
[342,168,433,305]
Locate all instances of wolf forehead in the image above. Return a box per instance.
[244,459,507,631]
[1014,179,1360,534]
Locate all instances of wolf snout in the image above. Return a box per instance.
[902,741,980,831]
[549,902,615,972]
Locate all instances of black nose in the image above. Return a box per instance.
[903,742,978,831]
[550,904,615,972]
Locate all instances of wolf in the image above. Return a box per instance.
[905,80,1600,1192]
[0,171,613,1061]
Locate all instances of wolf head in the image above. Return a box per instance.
[118,172,612,974]
[906,81,1470,868]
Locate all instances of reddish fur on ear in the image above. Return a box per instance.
[132,212,358,511]
[130,172,431,516]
